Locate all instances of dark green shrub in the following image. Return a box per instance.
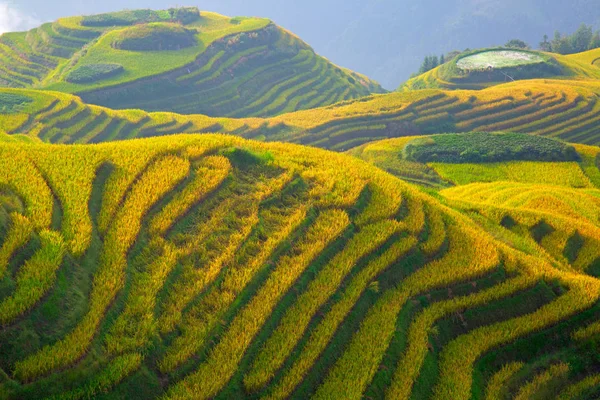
[403,132,580,164]
[222,147,274,169]
[66,63,124,83]
[111,23,197,51]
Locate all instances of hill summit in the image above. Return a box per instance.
[0,7,384,117]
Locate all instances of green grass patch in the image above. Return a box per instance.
[80,8,198,27]
[0,93,33,114]
[111,23,197,52]
[66,63,124,83]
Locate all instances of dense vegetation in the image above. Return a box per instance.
[540,24,600,55]
[403,132,579,163]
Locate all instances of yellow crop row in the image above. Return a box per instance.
[442,181,600,271]
[96,135,223,234]
[514,363,569,400]
[164,209,350,399]
[432,161,594,188]
[13,155,190,381]
[266,236,417,399]
[557,373,600,399]
[158,205,308,372]
[52,353,142,400]
[244,219,400,391]
[387,274,533,399]
[148,155,231,236]
[433,258,600,399]
[157,171,292,334]
[313,221,500,400]
[485,362,524,400]
[0,146,53,229]
[105,239,179,355]
[30,146,105,255]
[420,203,447,255]
[0,213,33,278]
[0,229,65,325]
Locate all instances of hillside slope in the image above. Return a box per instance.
[3,76,600,149]
[0,134,599,399]
[0,8,383,117]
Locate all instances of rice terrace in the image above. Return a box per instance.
[1,3,600,400]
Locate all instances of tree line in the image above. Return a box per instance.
[539,24,600,55]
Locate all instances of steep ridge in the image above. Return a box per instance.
[3,77,600,148]
[0,134,599,400]
[0,8,383,118]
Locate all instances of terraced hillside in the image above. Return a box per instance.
[402,48,600,91]
[0,8,383,117]
[1,134,600,399]
[4,76,600,149]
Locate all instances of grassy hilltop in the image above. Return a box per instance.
[0,134,600,399]
[402,48,600,91]
[0,8,383,117]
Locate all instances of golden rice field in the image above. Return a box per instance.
[0,134,599,399]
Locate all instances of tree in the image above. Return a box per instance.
[445,50,461,61]
[440,54,445,64]
[570,23,594,53]
[551,31,574,54]
[418,55,439,74]
[590,32,600,50]
[505,39,529,49]
[539,34,551,51]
